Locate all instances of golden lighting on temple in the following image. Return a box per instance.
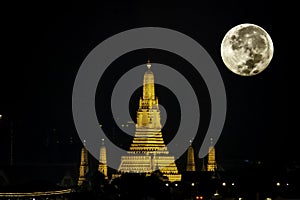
[98,139,108,179]
[207,138,217,171]
[77,140,89,186]
[115,61,181,182]
[186,143,196,171]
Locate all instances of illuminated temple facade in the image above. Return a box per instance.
[207,138,217,171]
[98,139,108,179]
[186,144,196,171]
[116,61,181,182]
[77,141,89,186]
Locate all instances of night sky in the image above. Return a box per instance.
[0,1,292,169]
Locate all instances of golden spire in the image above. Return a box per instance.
[99,138,108,179]
[186,144,196,171]
[147,59,151,70]
[78,141,89,186]
[143,60,155,100]
[136,60,161,129]
[207,137,217,171]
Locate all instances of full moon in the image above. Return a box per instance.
[221,23,274,76]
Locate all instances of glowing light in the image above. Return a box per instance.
[276,182,280,186]
[0,189,72,197]
[214,191,219,196]
[0,114,2,119]
[232,182,235,186]
[191,182,195,186]
[286,183,289,186]
[165,183,169,187]
[222,182,226,186]
[175,183,178,187]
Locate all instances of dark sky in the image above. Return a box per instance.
[0,1,292,168]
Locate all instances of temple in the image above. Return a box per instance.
[207,138,217,171]
[98,139,108,179]
[77,140,89,186]
[186,142,196,171]
[116,60,181,182]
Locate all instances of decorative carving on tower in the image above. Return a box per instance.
[78,140,89,186]
[116,60,181,182]
[207,138,217,171]
[98,139,108,179]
